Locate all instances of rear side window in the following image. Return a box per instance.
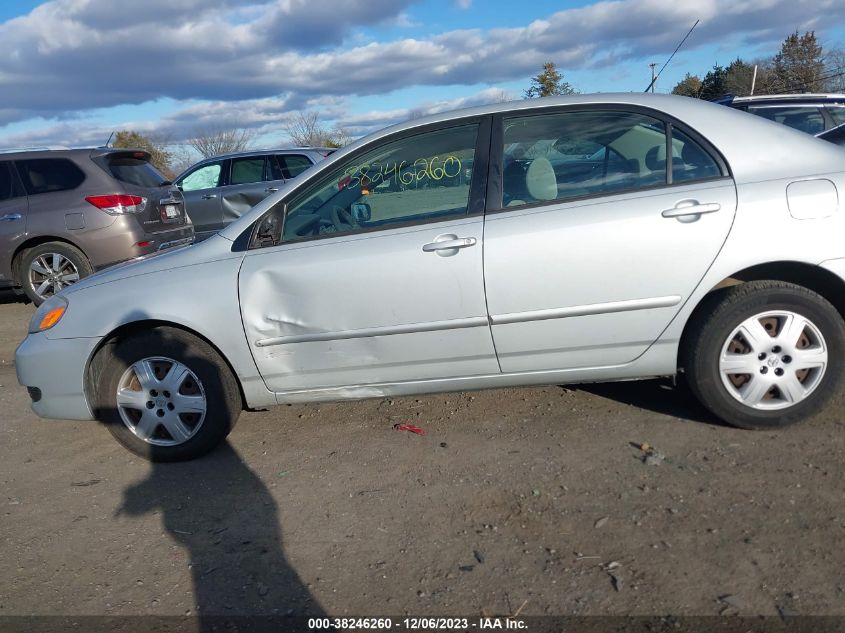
[105,157,166,188]
[230,157,267,185]
[829,107,845,127]
[747,106,825,134]
[277,154,313,179]
[502,111,669,207]
[670,129,722,184]
[16,158,85,195]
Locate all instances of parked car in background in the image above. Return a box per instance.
[817,122,845,148]
[0,148,193,305]
[716,94,845,135]
[17,94,845,461]
[174,148,334,240]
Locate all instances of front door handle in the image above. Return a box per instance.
[422,236,477,253]
[0,213,22,222]
[201,194,218,200]
[264,187,279,193]
[662,200,721,219]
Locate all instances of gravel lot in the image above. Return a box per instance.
[2,289,845,620]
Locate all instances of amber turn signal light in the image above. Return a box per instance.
[38,306,66,331]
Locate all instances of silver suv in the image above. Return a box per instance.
[0,148,194,305]
[174,148,333,240]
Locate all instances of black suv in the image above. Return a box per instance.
[0,148,194,304]
[717,94,845,135]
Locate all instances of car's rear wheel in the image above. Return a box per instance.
[19,242,93,305]
[684,281,845,429]
[93,327,242,461]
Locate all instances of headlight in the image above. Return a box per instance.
[29,295,69,333]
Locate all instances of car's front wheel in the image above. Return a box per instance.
[92,327,242,461]
[684,281,845,429]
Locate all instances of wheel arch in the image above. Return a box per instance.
[678,260,845,370]
[84,319,246,415]
[11,236,89,285]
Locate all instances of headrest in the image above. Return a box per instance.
[645,146,664,171]
[525,157,557,201]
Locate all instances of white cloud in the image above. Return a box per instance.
[0,0,843,140]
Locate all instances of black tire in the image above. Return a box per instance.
[684,281,845,429]
[92,327,242,461]
[19,241,93,306]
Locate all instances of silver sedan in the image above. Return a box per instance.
[16,93,845,461]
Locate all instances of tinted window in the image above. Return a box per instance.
[180,162,222,192]
[747,106,825,134]
[277,154,313,179]
[106,157,166,188]
[828,106,845,127]
[17,158,85,195]
[0,162,15,201]
[670,129,722,184]
[230,157,267,185]
[502,111,667,207]
[279,124,478,243]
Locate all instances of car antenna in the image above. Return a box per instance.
[644,19,699,93]
[104,131,115,148]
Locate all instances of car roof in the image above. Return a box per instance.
[0,146,152,160]
[189,147,329,163]
[720,93,845,105]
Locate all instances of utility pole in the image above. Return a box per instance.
[750,64,758,95]
[649,63,657,93]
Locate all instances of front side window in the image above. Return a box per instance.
[277,123,478,243]
[502,111,669,207]
[0,162,15,201]
[16,158,85,195]
[180,162,223,192]
[230,157,267,185]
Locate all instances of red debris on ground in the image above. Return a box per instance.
[393,423,426,436]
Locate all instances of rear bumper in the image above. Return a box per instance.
[15,332,102,421]
[91,220,195,270]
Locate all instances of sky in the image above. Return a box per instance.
[1,0,845,153]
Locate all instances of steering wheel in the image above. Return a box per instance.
[330,205,358,231]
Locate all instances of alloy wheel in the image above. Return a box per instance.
[28,253,80,299]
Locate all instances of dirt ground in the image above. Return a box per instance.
[2,289,845,620]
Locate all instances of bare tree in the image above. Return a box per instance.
[285,110,350,147]
[187,127,256,159]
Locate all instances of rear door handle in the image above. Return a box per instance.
[264,187,279,193]
[422,236,477,252]
[201,194,218,200]
[0,213,22,221]
[661,200,721,219]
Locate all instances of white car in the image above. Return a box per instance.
[16,93,845,461]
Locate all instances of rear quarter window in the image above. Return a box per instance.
[16,158,85,195]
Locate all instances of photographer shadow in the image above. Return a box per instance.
[119,441,324,626]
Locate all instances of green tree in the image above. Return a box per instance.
[524,61,576,98]
[723,58,756,96]
[671,73,703,97]
[111,130,173,177]
[770,31,824,93]
[699,64,728,100]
